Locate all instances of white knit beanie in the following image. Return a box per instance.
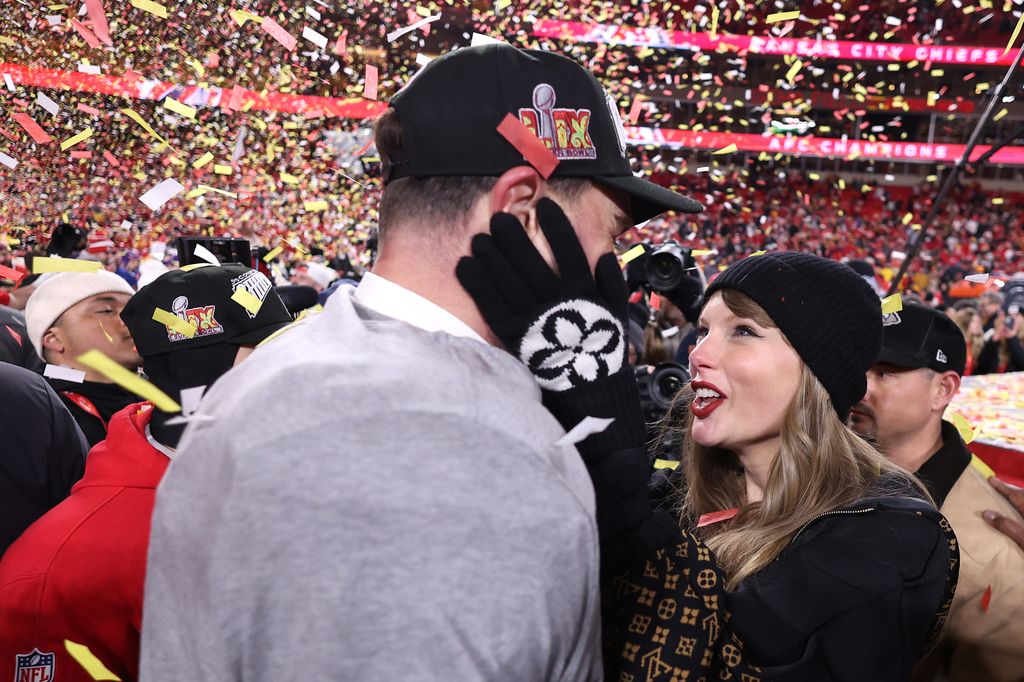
[25,271,136,358]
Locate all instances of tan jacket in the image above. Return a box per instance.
[918,454,1024,682]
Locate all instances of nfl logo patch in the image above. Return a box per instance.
[14,649,54,682]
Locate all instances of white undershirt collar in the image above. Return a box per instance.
[353,272,486,344]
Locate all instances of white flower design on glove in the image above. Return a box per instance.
[518,299,625,391]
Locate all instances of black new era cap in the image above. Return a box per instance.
[121,264,292,357]
[877,302,967,375]
[385,44,703,224]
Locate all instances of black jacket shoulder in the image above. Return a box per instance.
[0,363,89,554]
[726,497,958,681]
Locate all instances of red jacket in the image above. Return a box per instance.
[0,402,167,682]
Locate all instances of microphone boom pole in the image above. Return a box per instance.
[886,45,1024,296]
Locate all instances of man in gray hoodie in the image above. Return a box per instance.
[140,44,701,681]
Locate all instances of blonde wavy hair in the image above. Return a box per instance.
[664,290,928,590]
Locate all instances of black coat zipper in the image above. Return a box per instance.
[790,507,876,545]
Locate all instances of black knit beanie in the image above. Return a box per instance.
[703,251,881,418]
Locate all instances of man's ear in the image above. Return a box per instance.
[488,166,545,235]
[934,371,961,412]
[41,327,66,360]
[486,166,559,269]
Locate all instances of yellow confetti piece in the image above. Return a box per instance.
[213,164,233,175]
[263,245,284,262]
[129,0,168,19]
[691,249,714,257]
[197,184,238,198]
[992,197,1005,205]
[60,128,93,151]
[180,263,214,272]
[495,0,512,8]
[164,97,197,120]
[994,108,1008,122]
[280,172,301,185]
[654,459,680,470]
[713,143,738,155]
[710,5,719,37]
[231,288,265,316]
[950,412,980,445]
[121,108,170,146]
[76,350,181,412]
[970,453,995,478]
[65,640,122,681]
[185,187,208,200]
[766,10,800,23]
[32,257,103,274]
[192,152,214,168]
[881,293,903,314]
[230,9,262,25]
[902,212,914,225]
[304,200,329,211]
[1004,11,1024,55]
[785,60,803,83]
[152,307,197,339]
[415,5,432,16]
[620,244,647,264]
[186,58,206,78]
[749,250,766,257]
[98,320,113,344]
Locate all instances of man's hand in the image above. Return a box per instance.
[983,477,1024,551]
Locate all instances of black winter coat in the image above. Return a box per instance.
[0,363,88,555]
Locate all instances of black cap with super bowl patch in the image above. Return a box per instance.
[877,301,967,376]
[384,43,703,224]
[120,263,293,357]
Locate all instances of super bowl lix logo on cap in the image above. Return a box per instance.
[167,295,224,342]
[230,270,272,319]
[15,648,55,681]
[518,84,597,160]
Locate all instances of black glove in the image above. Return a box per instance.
[456,198,652,538]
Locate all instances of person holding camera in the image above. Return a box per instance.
[138,44,712,681]
[460,232,958,679]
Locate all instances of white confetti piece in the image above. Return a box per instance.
[0,152,17,170]
[192,243,221,265]
[555,416,615,447]
[305,5,320,20]
[302,25,328,50]
[139,178,185,211]
[78,63,101,74]
[470,32,505,46]
[44,364,86,383]
[965,273,990,283]
[179,385,207,416]
[386,13,440,43]
[3,73,14,92]
[37,92,60,116]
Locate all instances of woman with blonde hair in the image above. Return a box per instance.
[458,203,958,681]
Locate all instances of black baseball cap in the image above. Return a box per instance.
[385,44,703,224]
[877,302,967,375]
[121,264,292,357]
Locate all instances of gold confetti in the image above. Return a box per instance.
[231,288,265,315]
[32,257,103,273]
[192,152,214,168]
[60,128,93,151]
[163,98,197,120]
[950,412,980,444]
[766,10,800,23]
[263,245,284,262]
[620,244,647,264]
[129,0,168,19]
[65,640,122,681]
[1004,11,1024,55]
[76,350,181,412]
[713,143,738,154]
[881,293,903,314]
[304,200,329,211]
[152,307,197,339]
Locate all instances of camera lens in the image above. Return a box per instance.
[646,251,683,291]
